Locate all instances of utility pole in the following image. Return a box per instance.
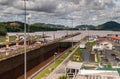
[23,0,28,79]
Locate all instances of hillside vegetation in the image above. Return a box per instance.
[0,21,120,36]
[0,21,70,36]
[75,21,120,31]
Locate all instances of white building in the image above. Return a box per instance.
[93,38,114,50]
[76,70,120,79]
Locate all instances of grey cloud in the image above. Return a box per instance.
[0,0,120,26]
[67,0,80,4]
[12,0,58,13]
[0,0,14,5]
[76,0,115,11]
[0,0,9,5]
[28,3,57,13]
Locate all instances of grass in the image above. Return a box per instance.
[95,53,100,62]
[116,52,120,57]
[0,35,42,43]
[0,36,6,42]
[58,75,67,79]
[70,48,83,62]
[35,50,69,79]
[86,41,97,46]
[68,48,74,52]
[0,46,32,59]
[95,53,104,65]
[32,35,41,41]
[0,36,16,43]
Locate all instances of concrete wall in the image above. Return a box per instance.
[0,42,72,79]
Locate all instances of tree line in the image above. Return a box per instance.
[1,21,119,36]
[0,21,73,36]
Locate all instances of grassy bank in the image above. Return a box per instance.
[0,36,16,42]
[70,48,83,62]
[35,48,75,79]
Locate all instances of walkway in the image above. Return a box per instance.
[45,44,80,79]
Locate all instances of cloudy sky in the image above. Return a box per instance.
[0,0,120,27]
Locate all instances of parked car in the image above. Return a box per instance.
[111,54,117,57]
[114,57,120,62]
[112,46,115,50]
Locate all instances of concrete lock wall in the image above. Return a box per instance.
[0,42,72,79]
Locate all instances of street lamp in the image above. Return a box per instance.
[53,31,56,41]
[22,0,28,79]
[5,50,9,56]
[72,18,74,47]
[70,2,74,47]
[26,14,31,46]
[5,35,9,49]
[54,52,57,68]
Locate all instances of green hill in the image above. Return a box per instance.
[0,21,120,36]
[0,21,68,36]
[96,21,120,31]
[75,21,120,31]
[75,25,96,30]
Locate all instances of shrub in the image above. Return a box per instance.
[59,75,67,79]
[0,27,7,36]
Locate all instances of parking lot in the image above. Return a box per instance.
[105,50,119,66]
[102,46,120,66]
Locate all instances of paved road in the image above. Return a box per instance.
[115,46,120,51]
[105,50,118,66]
[81,46,94,63]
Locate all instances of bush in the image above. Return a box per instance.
[107,63,112,68]
[86,41,97,46]
[59,75,67,79]
[0,27,7,36]
[69,48,74,52]
[70,49,83,62]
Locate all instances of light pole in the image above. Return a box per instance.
[43,31,45,42]
[5,35,9,49]
[65,18,69,36]
[54,52,57,68]
[53,31,55,41]
[26,14,31,46]
[53,17,56,41]
[5,50,9,56]
[70,2,74,47]
[23,0,27,79]
[71,18,74,47]
[16,34,19,53]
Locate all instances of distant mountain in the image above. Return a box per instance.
[96,21,120,31]
[29,23,69,32]
[46,24,65,28]
[75,21,120,31]
[0,21,69,35]
[0,21,25,34]
[75,25,96,30]
[0,21,120,36]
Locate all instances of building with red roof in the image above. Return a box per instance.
[96,38,114,44]
[107,35,120,44]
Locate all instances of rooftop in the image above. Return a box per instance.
[96,38,114,43]
[66,61,83,70]
[78,70,119,76]
[107,36,120,40]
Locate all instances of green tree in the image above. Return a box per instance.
[59,75,67,79]
[0,27,7,36]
